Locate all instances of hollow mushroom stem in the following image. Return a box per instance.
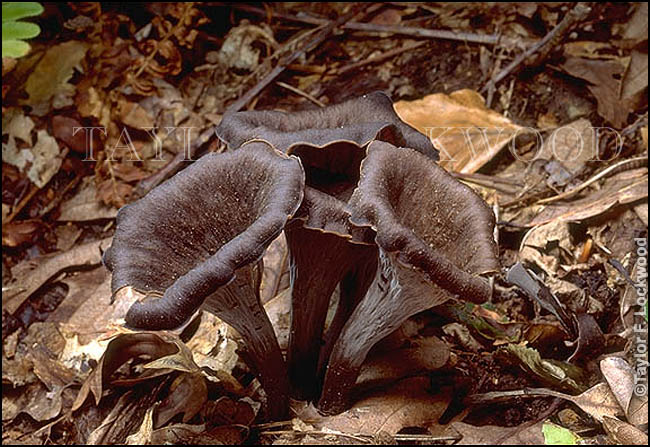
[316,252,378,384]
[284,186,376,400]
[285,224,357,399]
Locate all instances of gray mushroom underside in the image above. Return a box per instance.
[285,186,377,397]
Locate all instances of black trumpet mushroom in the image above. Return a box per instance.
[317,141,500,414]
[103,142,304,421]
[284,185,378,399]
[216,92,439,401]
[104,93,499,420]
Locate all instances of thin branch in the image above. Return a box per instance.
[225,4,370,114]
[276,81,325,107]
[536,155,649,204]
[234,4,534,48]
[481,2,591,94]
[337,40,426,74]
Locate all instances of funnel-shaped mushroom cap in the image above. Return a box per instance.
[318,141,499,414]
[349,141,499,285]
[215,91,438,160]
[103,141,304,420]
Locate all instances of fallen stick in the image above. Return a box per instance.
[336,40,426,74]
[235,4,533,49]
[226,4,370,113]
[481,2,591,94]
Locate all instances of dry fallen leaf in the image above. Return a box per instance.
[601,357,648,427]
[394,89,523,173]
[22,40,88,116]
[602,416,649,445]
[519,220,574,276]
[2,114,63,188]
[527,168,648,226]
[621,2,648,43]
[442,420,546,445]
[357,336,450,387]
[155,372,208,426]
[561,56,639,128]
[126,406,155,445]
[3,238,112,315]
[536,118,595,178]
[58,177,119,221]
[72,331,187,411]
[297,376,451,436]
[27,129,62,188]
[2,110,35,170]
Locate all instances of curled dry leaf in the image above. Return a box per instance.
[155,372,208,426]
[72,331,190,411]
[600,357,648,426]
[527,167,648,226]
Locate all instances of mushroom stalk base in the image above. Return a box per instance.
[318,250,453,414]
[203,264,289,421]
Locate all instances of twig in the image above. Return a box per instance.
[38,172,81,217]
[133,127,217,197]
[452,171,520,186]
[225,4,370,114]
[536,155,649,204]
[258,428,461,444]
[453,176,520,195]
[481,2,591,94]
[345,22,531,48]
[337,40,426,74]
[234,4,534,48]
[5,184,39,224]
[621,112,648,137]
[276,81,325,107]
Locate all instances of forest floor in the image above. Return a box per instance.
[2,3,648,445]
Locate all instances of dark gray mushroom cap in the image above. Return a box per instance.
[348,140,499,300]
[215,91,438,160]
[103,142,305,329]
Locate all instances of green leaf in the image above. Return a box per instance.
[542,422,579,445]
[2,39,30,58]
[2,2,43,59]
[2,2,44,22]
[2,21,40,40]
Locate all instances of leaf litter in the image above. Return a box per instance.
[1,2,648,445]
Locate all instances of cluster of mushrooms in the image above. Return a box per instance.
[103,92,500,420]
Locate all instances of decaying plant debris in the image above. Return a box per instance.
[2,2,648,445]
